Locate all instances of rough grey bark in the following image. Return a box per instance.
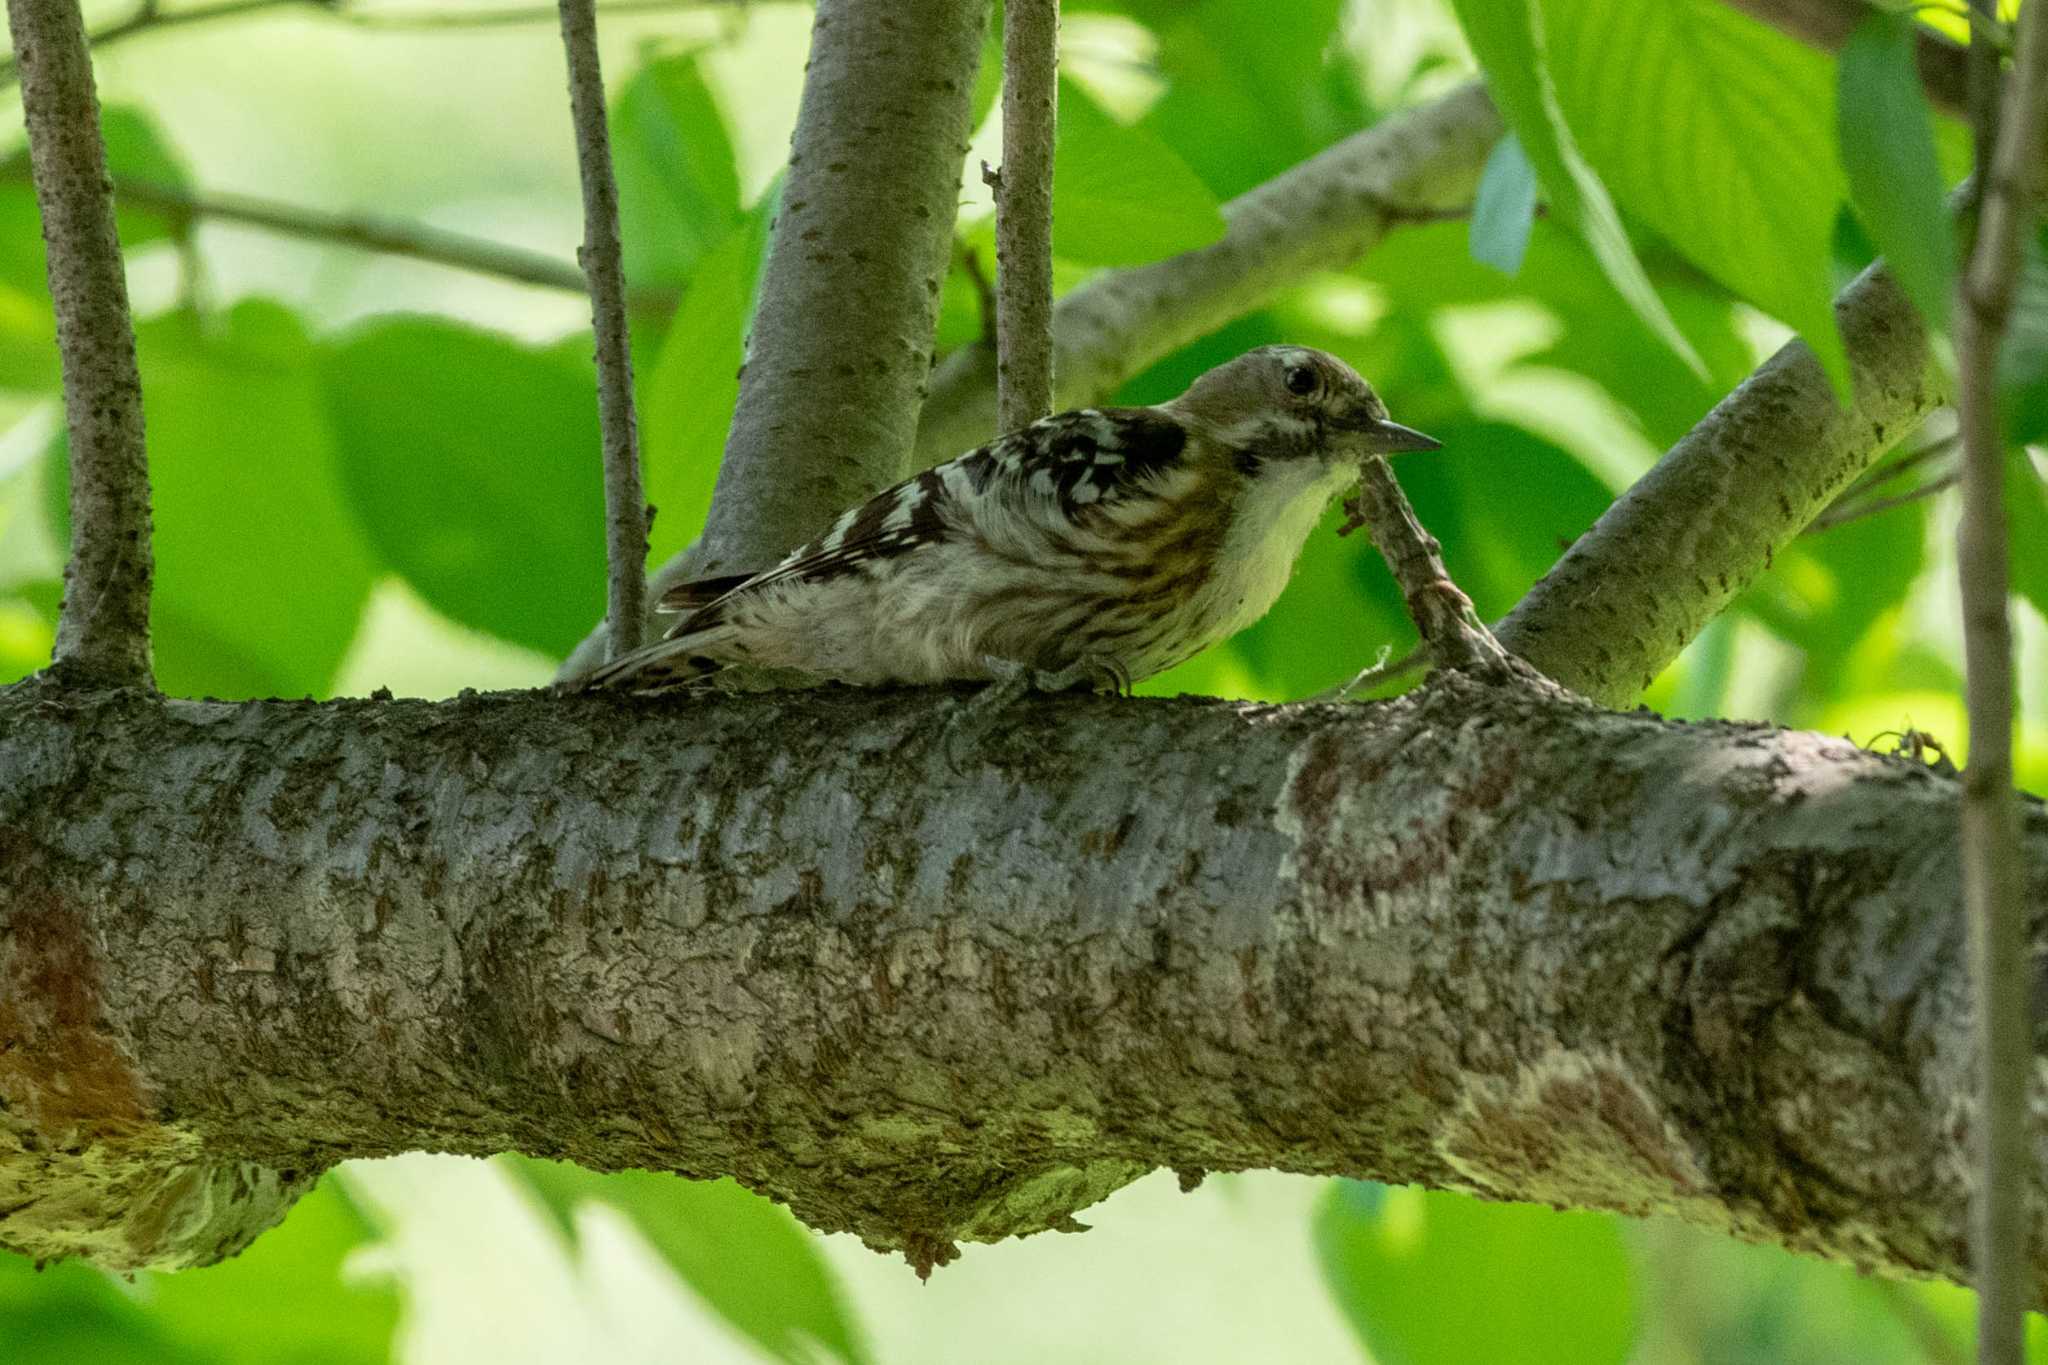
[913,81,1504,467]
[1496,263,1949,705]
[990,0,1058,431]
[9,0,155,688]
[556,0,649,661]
[1953,0,2045,1350]
[3,671,2046,1285]
[690,0,990,580]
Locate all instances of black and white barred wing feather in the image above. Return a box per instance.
[574,407,1193,691]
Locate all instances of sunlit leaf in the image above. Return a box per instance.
[1316,1182,1637,1365]
[1999,229,2048,444]
[1470,132,1539,276]
[2009,446,2048,622]
[1539,0,1849,391]
[1447,0,1705,376]
[1138,0,1367,199]
[1838,11,1956,333]
[612,52,746,289]
[506,1158,870,1365]
[134,1178,400,1365]
[1055,77,1226,267]
[319,316,606,659]
[640,200,775,563]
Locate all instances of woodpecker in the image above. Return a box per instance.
[575,345,1439,693]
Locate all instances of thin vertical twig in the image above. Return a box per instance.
[557,0,648,661]
[1954,4,2044,1360]
[9,0,156,688]
[991,0,1058,431]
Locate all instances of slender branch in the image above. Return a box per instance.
[556,0,647,661]
[0,170,681,316]
[1340,457,1514,675]
[991,0,1058,431]
[1953,0,2046,1354]
[9,0,156,687]
[683,0,991,583]
[0,0,741,87]
[1804,469,1957,533]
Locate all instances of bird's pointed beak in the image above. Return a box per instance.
[1339,412,1442,455]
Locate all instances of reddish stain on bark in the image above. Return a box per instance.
[0,896,147,1137]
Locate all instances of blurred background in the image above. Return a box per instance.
[1,0,2043,1360]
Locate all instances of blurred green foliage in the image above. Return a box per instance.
[1,0,2044,1360]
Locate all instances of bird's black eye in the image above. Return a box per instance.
[1283,365,1318,396]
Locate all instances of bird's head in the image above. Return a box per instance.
[1169,345,1440,465]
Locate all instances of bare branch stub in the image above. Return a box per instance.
[556,0,650,661]
[8,0,157,688]
[1339,456,1515,676]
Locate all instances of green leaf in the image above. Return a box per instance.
[1447,0,1706,376]
[612,53,746,289]
[319,316,607,659]
[505,1158,869,1365]
[1054,77,1226,267]
[134,1178,400,1365]
[0,1178,394,1365]
[1138,0,1367,199]
[1538,0,1849,392]
[2009,447,2048,623]
[1316,1182,1637,1365]
[640,200,775,563]
[1999,229,2048,444]
[1838,11,1956,333]
[1470,132,1539,276]
[45,301,377,698]
[0,581,57,685]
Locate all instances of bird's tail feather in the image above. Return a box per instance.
[561,631,731,693]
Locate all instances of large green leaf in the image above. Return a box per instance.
[1999,229,2048,444]
[319,316,607,659]
[0,103,196,393]
[1539,0,1849,390]
[1054,77,1226,267]
[640,200,774,563]
[1448,0,1704,375]
[505,1158,869,1365]
[1138,0,1368,199]
[1838,11,1955,333]
[612,52,746,289]
[133,1178,400,1365]
[1316,1182,1637,1365]
[0,1179,396,1365]
[46,300,378,698]
[2009,447,2048,624]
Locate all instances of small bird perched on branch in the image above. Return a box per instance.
[575,345,1439,694]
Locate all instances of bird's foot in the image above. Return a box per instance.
[943,653,1130,771]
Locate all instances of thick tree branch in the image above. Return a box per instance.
[990,0,1058,431]
[2,674,2044,1283]
[556,0,648,660]
[1953,0,2046,1351]
[688,0,990,581]
[9,0,155,688]
[1496,262,1949,705]
[913,81,1505,465]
